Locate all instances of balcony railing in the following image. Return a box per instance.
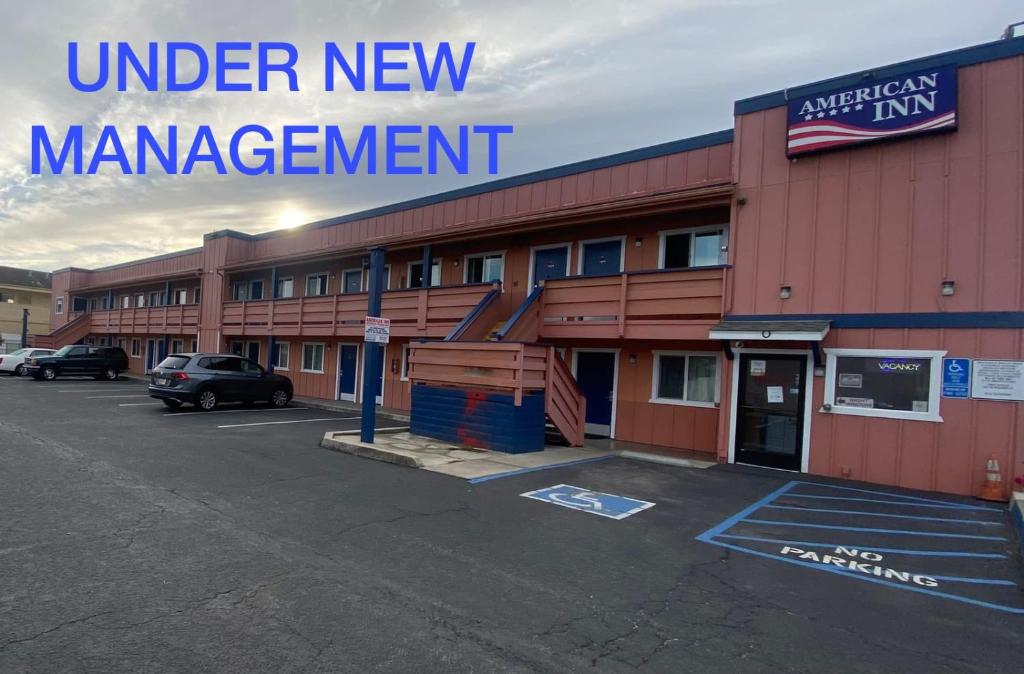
[221,282,498,338]
[536,266,726,340]
[88,305,201,335]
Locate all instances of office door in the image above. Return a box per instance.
[734,353,807,471]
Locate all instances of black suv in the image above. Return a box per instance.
[148,353,294,411]
[25,345,129,381]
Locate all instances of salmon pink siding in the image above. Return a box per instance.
[730,56,1024,316]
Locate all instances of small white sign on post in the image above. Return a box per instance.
[364,316,391,344]
[971,360,1024,401]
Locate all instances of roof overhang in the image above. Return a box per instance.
[709,320,831,342]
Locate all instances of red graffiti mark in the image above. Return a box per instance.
[456,390,490,449]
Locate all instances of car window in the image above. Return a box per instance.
[199,356,239,372]
[68,346,88,357]
[240,359,262,374]
[87,347,101,356]
[217,357,243,372]
[157,356,191,370]
[10,348,27,357]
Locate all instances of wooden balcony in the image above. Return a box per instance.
[536,267,726,340]
[221,283,497,338]
[88,305,200,335]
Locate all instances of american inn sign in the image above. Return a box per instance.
[786,66,958,156]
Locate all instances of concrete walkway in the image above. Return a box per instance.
[321,430,715,482]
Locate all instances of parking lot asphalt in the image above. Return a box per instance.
[1,374,1021,673]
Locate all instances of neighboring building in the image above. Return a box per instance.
[36,34,1024,498]
[0,265,52,353]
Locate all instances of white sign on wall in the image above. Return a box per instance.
[364,316,391,344]
[971,360,1024,401]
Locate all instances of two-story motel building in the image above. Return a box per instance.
[38,35,1024,498]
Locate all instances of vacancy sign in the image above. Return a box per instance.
[364,316,391,344]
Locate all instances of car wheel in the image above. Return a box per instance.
[162,399,182,409]
[14,364,25,376]
[41,366,58,381]
[270,387,291,408]
[197,388,218,411]
[103,367,118,381]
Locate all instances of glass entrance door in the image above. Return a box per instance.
[734,353,807,471]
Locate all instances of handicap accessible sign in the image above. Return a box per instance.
[521,484,655,520]
[942,358,971,398]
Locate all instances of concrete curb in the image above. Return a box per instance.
[619,450,716,470]
[320,433,422,467]
[296,397,411,424]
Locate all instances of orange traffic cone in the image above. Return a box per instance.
[979,453,1005,502]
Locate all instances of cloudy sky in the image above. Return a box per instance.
[0,0,1019,272]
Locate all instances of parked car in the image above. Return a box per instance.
[147,353,294,410]
[24,345,129,381]
[0,348,56,376]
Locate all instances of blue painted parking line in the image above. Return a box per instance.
[784,493,1004,510]
[741,519,1007,540]
[715,534,1008,558]
[763,504,1003,525]
[520,484,655,520]
[696,480,1023,614]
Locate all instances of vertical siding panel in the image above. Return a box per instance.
[873,152,912,313]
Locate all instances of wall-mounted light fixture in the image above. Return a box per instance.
[453,259,459,267]
[941,280,956,296]
[634,237,642,247]
[779,285,792,300]
[628,353,637,365]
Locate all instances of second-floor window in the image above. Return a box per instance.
[121,295,131,309]
[55,297,64,314]
[275,277,294,298]
[135,294,145,308]
[148,291,162,307]
[193,287,201,304]
[464,252,504,284]
[231,281,263,302]
[659,226,728,269]
[173,289,188,305]
[408,260,440,288]
[249,281,264,300]
[306,273,329,296]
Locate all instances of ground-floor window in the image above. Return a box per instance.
[189,338,198,352]
[229,340,244,356]
[274,342,291,370]
[130,339,141,357]
[824,348,944,422]
[400,344,410,380]
[650,351,719,407]
[302,343,325,373]
[171,339,184,353]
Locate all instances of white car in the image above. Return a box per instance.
[0,348,56,376]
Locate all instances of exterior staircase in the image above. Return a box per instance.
[412,286,586,448]
[30,313,91,349]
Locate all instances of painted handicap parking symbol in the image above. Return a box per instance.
[521,484,655,520]
[697,481,1024,614]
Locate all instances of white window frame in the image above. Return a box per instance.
[305,273,330,297]
[528,242,572,288]
[657,224,729,269]
[231,282,248,302]
[462,250,506,285]
[274,341,291,371]
[189,338,198,352]
[173,288,188,305]
[576,236,626,275]
[55,296,64,314]
[400,344,410,381]
[130,338,141,358]
[193,287,201,304]
[171,338,184,353]
[275,276,294,299]
[650,350,721,408]
[341,268,364,294]
[149,291,161,307]
[135,293,145,308]
[301,342,326,374]
[406,258,442,289]
[121,295,131,309]
[248,280,264,301]
[823,348,945,423]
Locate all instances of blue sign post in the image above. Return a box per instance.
[360,247,386,443]
[942,358,971,398]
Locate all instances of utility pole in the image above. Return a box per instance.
[360,247,386,443]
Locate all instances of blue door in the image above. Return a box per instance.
[343,270,363,294]
[581,239,622,276]
[246,341,261,365]
[532,246,569,286]
[338,345,358,401]
[575,351,616,435]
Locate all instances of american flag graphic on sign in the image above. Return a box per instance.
[786,66,958,157]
